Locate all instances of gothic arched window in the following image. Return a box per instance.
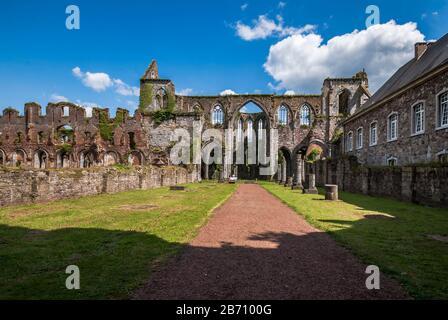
[212,105,224,125]
[300,105,311,126]
[278,105,288,125]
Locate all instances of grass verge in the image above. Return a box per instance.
[260,181,448,299]
[0,182,236,299]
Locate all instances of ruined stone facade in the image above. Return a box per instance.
[1,35,446,207]
[0,59,370,184]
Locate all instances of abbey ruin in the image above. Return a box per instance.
[1,34,447,207]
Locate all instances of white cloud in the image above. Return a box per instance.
[284,90,296,95]
[177,88,193,96]
[235,14,316,41]
[220,89,237,96]
[72,67,113,92]
[264,20,425,93]
[73,67,139,96]
[50,94,69,103]
[278,2,286,9]
[241,3,248,11]
[432,11,439,16]
[113,79,140,96]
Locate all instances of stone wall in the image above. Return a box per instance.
[0,165,199,207]
[316,159,448,207]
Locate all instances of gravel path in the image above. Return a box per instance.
[135,184,408,300]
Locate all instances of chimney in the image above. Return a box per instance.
[415,42,428,60]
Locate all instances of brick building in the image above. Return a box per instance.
[341,33,448,166]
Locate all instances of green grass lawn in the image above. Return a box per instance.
[0,182,236,300]
[260,182,448,300]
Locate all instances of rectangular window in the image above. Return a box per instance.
[356,128,363,149]
[438,92,448,128]
[388,158,397,167]
[439,154,448,163]
[388,114,398,141]
[412,103,424,134]
[63,106,70,117]
[346,132,353,152]
[370,122,377,146]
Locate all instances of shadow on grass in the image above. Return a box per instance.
[0,224,181,300]
[0,224,408,300]
[260,184,448,299]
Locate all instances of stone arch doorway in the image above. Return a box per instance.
[12,149,27,167]
[56,150,71,169]
[201,141,222,180]
[104,151,119,166]
[34,149,49,169]
[128,150,144,166]
[277,147,292,185]
[80,149,98,168]
[232,101,270,180]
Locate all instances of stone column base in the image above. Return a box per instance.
[303,188,318,194]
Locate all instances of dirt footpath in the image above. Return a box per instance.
[135,184,408,300]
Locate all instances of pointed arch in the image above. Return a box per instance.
[277,105,289,125]
[299,104,311,126]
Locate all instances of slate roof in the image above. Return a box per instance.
[360,33,448,111]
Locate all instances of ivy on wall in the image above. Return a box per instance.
[138,83,153,114]
[99,110,125,142]
[151,91,176,125]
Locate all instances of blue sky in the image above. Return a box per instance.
[0,0,446,116]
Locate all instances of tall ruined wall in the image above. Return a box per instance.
[178,94,324,152]
[0,165,199,207]
[0,102,152,168]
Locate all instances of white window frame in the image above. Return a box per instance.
[436,89,448,130]
[356,127,363,149]
[387,156,398,167]
[411,101,425,136]
[63,106,70,117]
[387,112,398,142]
[346,131,353,152]
[369,121,378,146]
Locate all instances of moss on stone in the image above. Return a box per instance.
[139,83,153,114]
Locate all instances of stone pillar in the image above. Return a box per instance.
[325,184,338,201]
[292,157,303,190]
[322,160,328,186]
[281,159,287,184]
[204,164,209,180]
[302,159,306,185]
[304,173,318,194]
[277,163,283,184]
